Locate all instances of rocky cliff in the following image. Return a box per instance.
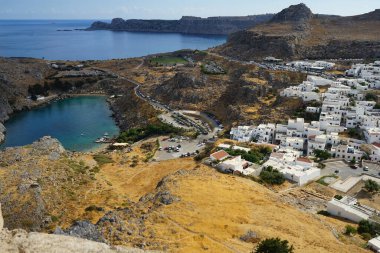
[217,4,380,60]
[88,15,274,35]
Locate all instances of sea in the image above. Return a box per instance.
[0,96,120,152]
[0,20,226,151]
[0,20,227,60]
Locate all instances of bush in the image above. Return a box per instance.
[317,210,330,216]
[344,225,357,236]
[93,154,114,166]
[259,166,285,185]
[254,237,294,253]
[334,195,343,200]
[357,220,377,238]
[365,92,378,102]
[313,149,331,161]
[85,205,104,212]
[225,146,271,164]
[364,180,380,193]
[361,233,372,241]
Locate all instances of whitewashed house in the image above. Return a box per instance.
[331,145,364,161]
[364,127,380,144]
[327,196,378,223]
[230,126,255,142]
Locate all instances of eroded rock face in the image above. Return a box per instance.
[0,203,159,253]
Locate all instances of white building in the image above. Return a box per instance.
[368,143,380,162]
[217,156,256,176]
[230,126,255,142]
[263,152,320,186]
[364,127,380,144]
[210,150,230,162]
[327,196,378,223]
[331,145,364,162]
[307,134,327,156]
[368,236,380,253]
[252,123,276,144]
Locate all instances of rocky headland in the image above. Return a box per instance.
[217,3,380,60]
[88,15,274,35]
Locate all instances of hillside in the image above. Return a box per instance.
[0,138,369,252]
[88,15,274,35]
[217,4,380,60]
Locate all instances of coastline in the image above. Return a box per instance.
[1,92,120,151]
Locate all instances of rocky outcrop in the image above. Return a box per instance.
[0,123,5,143]
[0,203,158,253]
[269,3,313,23]
[88,14,274,35]
[217,4,380,60]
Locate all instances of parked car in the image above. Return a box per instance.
[350,165,358,169]
[334,170,339,174]
[363,167,369,171]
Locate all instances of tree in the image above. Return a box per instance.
[313,149,331,161]
[254,237,294,253]
[259,166,285,185]
[357,220,375,237]
[364,180,380,194]
[365,92,378,102]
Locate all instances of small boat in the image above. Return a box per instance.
[81,133,85,136]
[95,137,113,143]
[104,132,109,136]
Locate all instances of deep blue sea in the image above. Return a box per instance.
[1,96,119,151]
[0,20,227,60]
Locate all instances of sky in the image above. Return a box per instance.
[0,0,379,20]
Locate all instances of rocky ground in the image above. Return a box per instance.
[0,137,372,252]
[217,4,380,60]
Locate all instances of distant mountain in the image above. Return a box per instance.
[87,15,274,35]
[217,4,380,60]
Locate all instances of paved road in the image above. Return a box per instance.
[322,160,380,180]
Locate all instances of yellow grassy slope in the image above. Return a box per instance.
[143,166,368,253]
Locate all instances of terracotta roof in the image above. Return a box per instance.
[297,157,312,163]
[373,143,380,148]
[210,150,229,161]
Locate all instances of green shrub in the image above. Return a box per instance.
[93,154,114,166]
[364,180,380,193]
[361,233,372,241]
[344,225,357,236]
[334,195,343,200]
[259,166,285,185]
[313,149,331,161]
[225,146,271,164]
[254,237,294,253]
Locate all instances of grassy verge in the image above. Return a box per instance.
[93,154,114,166]
[150,56,187,66]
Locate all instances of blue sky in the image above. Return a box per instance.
[0,0,379,19]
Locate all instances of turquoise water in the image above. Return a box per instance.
[1,96,119,151]
[0,20,227,60]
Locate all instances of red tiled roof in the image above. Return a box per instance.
[210,150,229,161]
[373,143,380,148]
[297,157,312,163]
